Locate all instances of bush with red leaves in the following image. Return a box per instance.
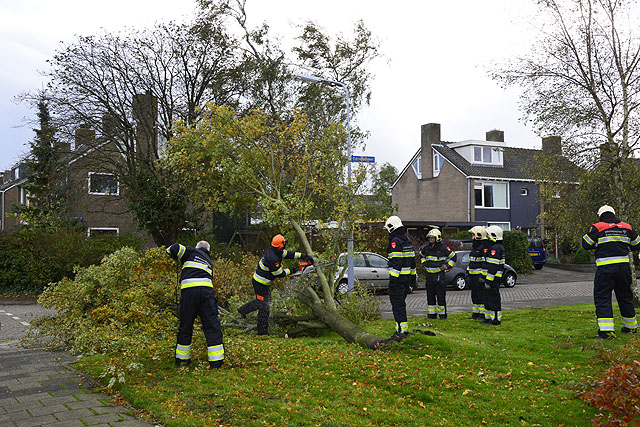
[583,360,640,426]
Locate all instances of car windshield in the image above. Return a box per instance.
[528,237,543,248]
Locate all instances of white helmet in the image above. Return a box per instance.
[426,228,442,242]
[384,216,403,233]
[597,205,615,217]
[485,225,503,241]
[468,226,487,240]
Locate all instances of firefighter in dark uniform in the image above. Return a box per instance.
[238,234,313,335]
[420,229,456,319]
[383,216,417,336]
[483,226,505,325]
[582,205,640,338]
[467,226,488,320]
[166,240,224,368]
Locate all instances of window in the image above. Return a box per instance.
[19,187,29,206]
[474,182,509,208]
[520,187,529,196]
[433,151,445,177]
[473,146,501,164]
[367,254,390,268]
[338,253,367,268]
[88,227,119,237]
[411,157,422,179]
[88,172,119,195]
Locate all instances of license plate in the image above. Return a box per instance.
[529,252,537,256]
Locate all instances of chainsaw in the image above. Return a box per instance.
[292,261,335,276]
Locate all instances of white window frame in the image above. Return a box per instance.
[472,146,502,165]
[411,156,422,179]
[433,151,444,177]
[487,222,511,231]
[474,181,510,209]
[87,227,120,237]
[88,172,119,196]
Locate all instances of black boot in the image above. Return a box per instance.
[427,314,437,319]
[209,360,223,369]
[482,318,492,324]
[175,358,191,367]
[439,314,447,320]
[594,330,616,339]
[491,319,501,326]
[621,327,637,334]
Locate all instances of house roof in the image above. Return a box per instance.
[392,142,580,188]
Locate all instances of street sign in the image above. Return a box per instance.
[351,155,375,163]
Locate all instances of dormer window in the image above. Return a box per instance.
[473,146,501,164]
[411,156,422,179]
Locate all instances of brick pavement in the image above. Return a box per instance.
[378,280,597,319]
[0,306,154,427]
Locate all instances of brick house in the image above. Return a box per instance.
[391,122,571,238]
[0,164,31,232]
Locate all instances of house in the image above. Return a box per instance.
[391,122,569,237]
[0,164,31,232]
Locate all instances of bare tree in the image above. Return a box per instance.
[493,0,640,303]
[23,12,242,245]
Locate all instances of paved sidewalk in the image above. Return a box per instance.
[378,279,597,319]
[0,306,154,427]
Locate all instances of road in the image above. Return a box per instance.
[377,265,600,319]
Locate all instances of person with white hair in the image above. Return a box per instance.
[166,240,224,368]
[582,205,640,339]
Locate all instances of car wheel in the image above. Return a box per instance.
[454,275,467,291]
[503,272,517,288]
[336,280,349,294]
[534,264,544,270]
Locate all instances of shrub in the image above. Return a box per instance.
[0,229,143,294]
[503,230,533,275]
[583,360,640,426]
[336,281,381,325]
[573,247,592,264]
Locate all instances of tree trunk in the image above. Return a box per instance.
[292,220,337,311]
[296,286,386,349]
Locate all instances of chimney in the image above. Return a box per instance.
[486,129,504,142]
[2,170,9,184]
[102,113,118,138]
[133,92,158,160]
[542,136,562,155]
[421,123,440,180]
[74,125,95,148]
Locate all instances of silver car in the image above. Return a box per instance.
[334,252,417,294]
[443,250,518,291]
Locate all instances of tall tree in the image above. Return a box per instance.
[14,94,69,229]
[23,11,242,245]
[364,162,398,221]
[493,0,640,303]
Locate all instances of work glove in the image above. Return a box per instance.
[440,264,449,271]
[484,279,493,290]
[301,254,314,264]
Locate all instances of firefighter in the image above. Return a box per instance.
[166,240,224,369]
[420,228,456,319]
[582,205,640,338]
[483,226,505,325]
[238,234,313,335]
[467,226,488,320]
[383,216,417,336]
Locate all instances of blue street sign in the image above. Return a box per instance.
[351,155,375,163]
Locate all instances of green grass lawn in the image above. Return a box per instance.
[75,304,636,426]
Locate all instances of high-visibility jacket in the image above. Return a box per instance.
[420,241,456,274]
[166,244,213,289]
[468,239,487,275]
[483,242,505,283]
[582,217,640,267]
[387,232,417,281]
[252,247,301,285]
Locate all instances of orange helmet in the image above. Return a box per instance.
[271,234,287,250]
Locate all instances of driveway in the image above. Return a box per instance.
[378,265,600,319]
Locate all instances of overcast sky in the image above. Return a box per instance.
[0,0,542,172]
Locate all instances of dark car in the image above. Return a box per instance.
[527,236,546,270]
[443,250,517,291]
